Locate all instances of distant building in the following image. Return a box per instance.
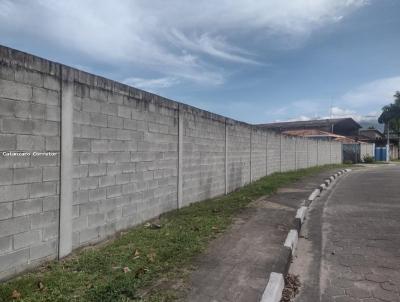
[257,118,361,137]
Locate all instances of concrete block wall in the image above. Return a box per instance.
[0,48,61,279]
[0,45,343,280]
[295,137,308,169]
[182,109,225,206]
[250,128,267,181]
[72,80,179,247]
[281,135,296,172]
[360,143,375,161]
[266,131,281,174]
[227,121,251,192]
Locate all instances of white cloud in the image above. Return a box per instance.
[123,77,180,91]
[342,76,400,108]
[0,0,367,87]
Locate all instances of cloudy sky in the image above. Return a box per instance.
[1,0,399,124]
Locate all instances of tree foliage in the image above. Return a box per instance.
[378,91,400,128]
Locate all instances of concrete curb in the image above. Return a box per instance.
[260,168,351,302]
[260,272,285,302]
[284,229,299,254]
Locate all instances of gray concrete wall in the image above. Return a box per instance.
[0,45,343,280]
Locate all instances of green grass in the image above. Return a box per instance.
[0,164,347,302]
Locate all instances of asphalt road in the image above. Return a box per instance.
[292,165,400,302]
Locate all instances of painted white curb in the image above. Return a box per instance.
[320,183,326,190]
[308,188,320,201]
[295,206,307,224]
[329,175,335,181]
[260,272,285,302]
[345,168,352,172]
[284,229,298,254]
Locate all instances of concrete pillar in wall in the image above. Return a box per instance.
[59,66,73,259]
[249,128,252,183]
[177,105,183,209]
[265,132,268,176]
[224,120,228,195]
[280,134,283,172]
[294,137,297,171]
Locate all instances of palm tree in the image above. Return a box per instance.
[378,91,400,159]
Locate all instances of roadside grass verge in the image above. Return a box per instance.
[0,164,347,302]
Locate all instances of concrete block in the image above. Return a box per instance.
[88,213,105,227]
[30,182,57,198]
[43,75,60,91]
[13,198,42,217]
[91,140,108,152]
[30,210,58,229]
[0,249,29,271]
[88,164,107,176]
[116,174,130,185]
[73,138,90,151]
[0,184,29,202]
[13,167,42,184]
[72,216,88,231]
[0,134,16,150]
[13,230,42,250]
[0,202,12,220]
[73,190,89,205]
[100,128,117,140]
[43,166,59,181]
[15,69,43,87]
[30,154,59,167]
[32,120,59,136]
[32,87,59,106]
[82,99,101,113]
[0,168,12,185]
[90,113,107,127]
[108,116,123,128]
[0,79,32,101]
[2,118,34,134]
[79,177,98,190]
[0,216,30,237]
[42,196,59,211]
[42,224,58,240]
[79,152,98,165]
[0,65,14,81]
[0,98,15,116]
[106,185,122,198]
[16,135,45,150]
[0,236,12,253]
[118,106,131,118]
[15,102,46,119]
[45,137,60,151]
[81,125,100,139]
[46,106,60,122]
[79,227,99,244]
[89,188,106,201]
[101,103,118,116]
[99,175,115,187]
[30,240,57,260]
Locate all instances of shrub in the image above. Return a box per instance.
[363,155,375,163]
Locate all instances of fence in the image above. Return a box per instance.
[0,45,342,279]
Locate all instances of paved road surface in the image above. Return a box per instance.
[292,165,400,302]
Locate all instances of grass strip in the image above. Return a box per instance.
[0,164,347,302]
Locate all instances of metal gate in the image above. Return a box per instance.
[375,147,387,161]
[342,143,360,163]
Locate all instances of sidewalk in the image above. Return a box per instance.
[186,170,338,302]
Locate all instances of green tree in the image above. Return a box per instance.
[378,91,400,159]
